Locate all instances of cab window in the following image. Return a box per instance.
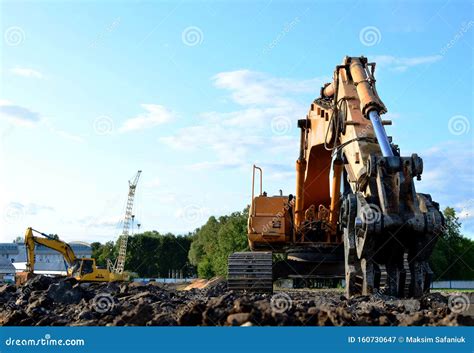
[80,260,94,275]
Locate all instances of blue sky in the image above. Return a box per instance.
[0,0,473,243]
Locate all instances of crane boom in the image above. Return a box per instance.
[114,170,141,274]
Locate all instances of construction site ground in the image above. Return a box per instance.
[0,276,472,326]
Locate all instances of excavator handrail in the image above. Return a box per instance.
[251,165,263,217]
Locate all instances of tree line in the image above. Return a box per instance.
[91,231,193,278]
[89,206,473,281]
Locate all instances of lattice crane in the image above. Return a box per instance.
[109,170,142,274]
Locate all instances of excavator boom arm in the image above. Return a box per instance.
[24,227,78,273]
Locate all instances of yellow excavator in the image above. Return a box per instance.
[16,227,127,285]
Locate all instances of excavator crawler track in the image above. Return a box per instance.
[227,252,273,292]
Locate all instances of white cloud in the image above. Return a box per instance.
[144,177,161,188]
[161,70,319,171]
[417,141,474,236]
[10,67,44,79]
[119,104,174,132]
[212,70,326,106]
[0,101,41,126]
[371,55,443,72]
[0,101,84,142]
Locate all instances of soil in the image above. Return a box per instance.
[0,276,472,326]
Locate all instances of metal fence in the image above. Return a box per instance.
[431,281,474,289]
[133,278,192,284]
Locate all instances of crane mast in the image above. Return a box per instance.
[113,170,141,274]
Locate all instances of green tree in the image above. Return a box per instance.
[124,231,193,278]
[430,207,474,280]
[188,207,249,278]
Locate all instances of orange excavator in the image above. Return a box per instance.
[228,56,444,298]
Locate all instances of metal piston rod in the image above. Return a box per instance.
[368,110,394,157]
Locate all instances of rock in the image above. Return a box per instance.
[227,313,251,326]
[420,293,448,310]
[46,281,84,304]
[149,313,177,326]
[0,276,464,327]
[78,309,95,321]
[241,321,253,326]
[25,275,55,291]
[0,284,16,295]
[114,302,153,326]
[233,297,253,313]
[0,309,29,326]
[178,303,206,325]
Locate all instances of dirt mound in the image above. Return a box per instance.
[0,276,471,326]
[183,277,225,291]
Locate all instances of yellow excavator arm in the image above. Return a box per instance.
[24,227,78,273]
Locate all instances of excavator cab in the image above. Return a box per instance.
[247,166,291,250]
[67,258,114,282]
